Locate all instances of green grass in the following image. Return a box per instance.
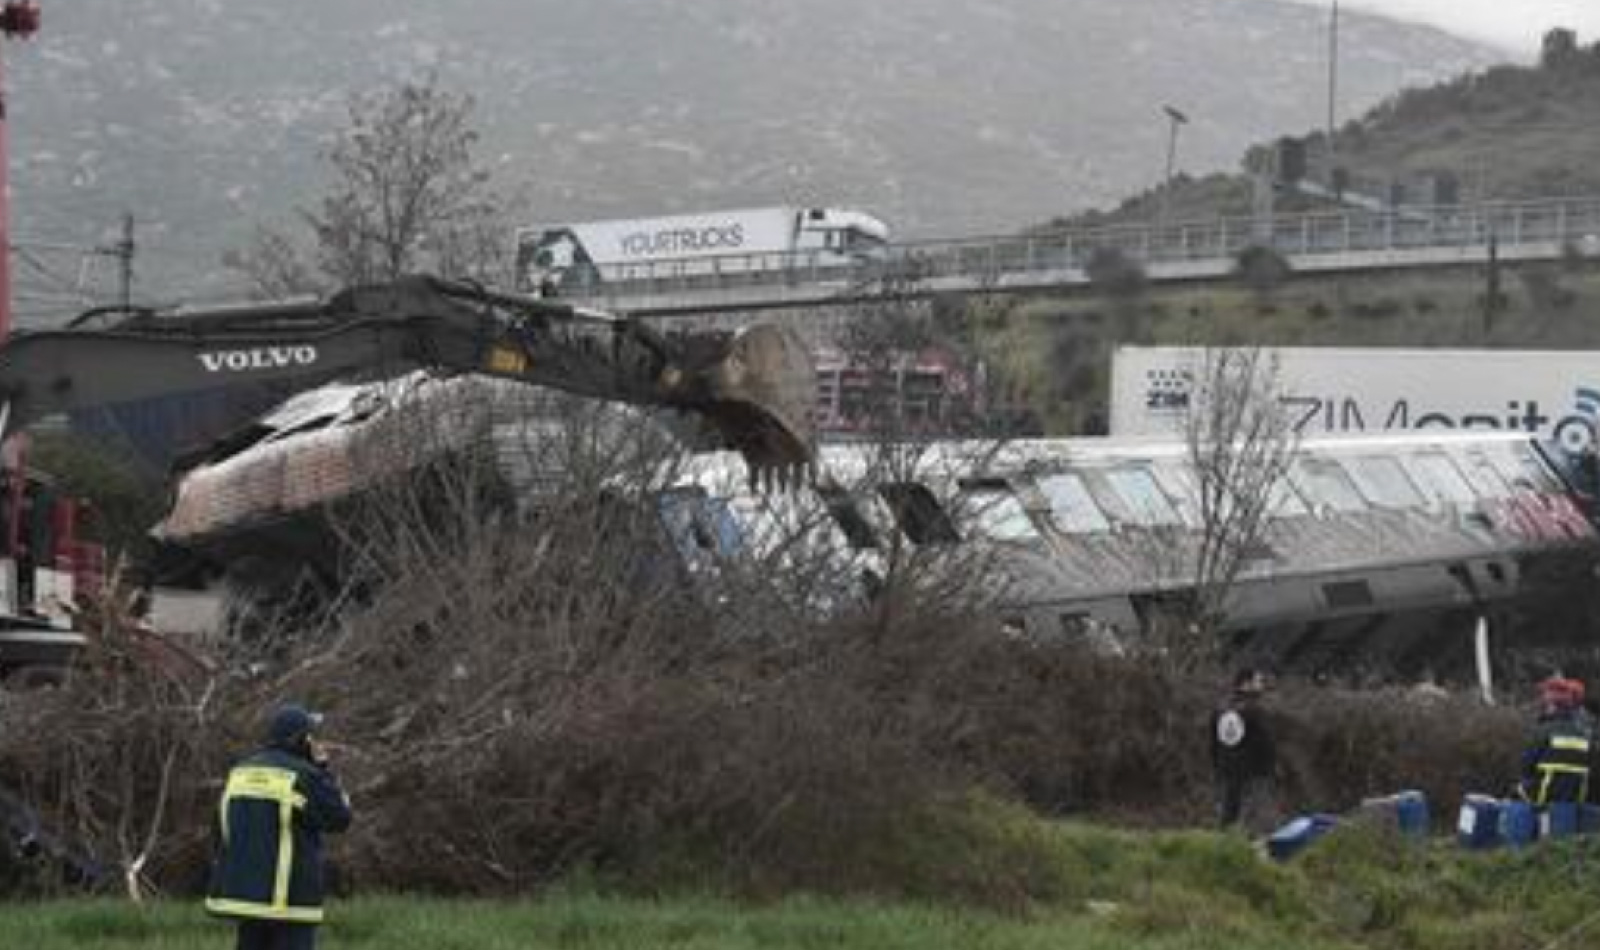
[0,894,1351,950]
[9,808,1600,949]
[977,261,1600,436]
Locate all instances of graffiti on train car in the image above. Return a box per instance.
[1486,491,1594,542]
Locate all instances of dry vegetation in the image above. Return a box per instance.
[0,388,1536,907]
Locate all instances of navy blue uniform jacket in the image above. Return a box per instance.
[206,747,353,923]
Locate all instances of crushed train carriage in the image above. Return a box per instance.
[152,374,1600,679]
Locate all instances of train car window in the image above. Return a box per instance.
[1037,472,1113,533]
[1349,456,1426,508]
[1460,451,1512,498]
[1291,459,1367,513]
[1150,463,1202,526]
[657,489,714,562]
[1489,444,1559,493]
[959,482,1039,542]
[703,498,746,556]
[822,491,881,551]
[1322,579,1375,609]
[1105,468,1181,526]
[657,490,745,561]
[879,482,961,545]
[1267,476,1311,517]
[1408,452,1479,506]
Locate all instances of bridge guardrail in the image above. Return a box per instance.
[556,197,1600,302]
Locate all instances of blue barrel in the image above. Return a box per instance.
[1457,795,1501,849]
[1267,814,1339,861]
[1501,800,1539,848]
[1581,804,1600,835]
[1395,790,1430,838]
[1543,802,1581,839]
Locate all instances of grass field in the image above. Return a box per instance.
[0,893,1351,950]
[8,813,1600,950]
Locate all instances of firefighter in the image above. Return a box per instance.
[1211,667,1277,832]
[1518,677,1592,808]
[207,704,353,950]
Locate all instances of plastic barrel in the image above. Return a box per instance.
[1457,795,1502,850]
[1501,800,1539,848]
[1581,804,1600,835]
[1395,790,1430,838]
[1543,802,1581,839]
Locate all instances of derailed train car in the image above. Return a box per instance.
[153,375,1600,678]
[662,433,1600,679]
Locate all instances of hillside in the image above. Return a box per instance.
[1068,31,1600,228]
[3,0,1494,319]
[978,33,1600,438]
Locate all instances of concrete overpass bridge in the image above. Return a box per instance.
[556,197,1600,318]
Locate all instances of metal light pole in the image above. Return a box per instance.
[1159,104,1189,229]
[0,0,40,340]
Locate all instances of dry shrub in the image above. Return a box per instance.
[935,640,1527,826]
[929,643,1218,822]
[0,393,1546,899]
[0,574,245,898]
[1273,688,1525,815]
[244,399,985,896]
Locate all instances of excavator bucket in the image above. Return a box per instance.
[669,322,816,481]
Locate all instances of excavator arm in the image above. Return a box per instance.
[0,275,815,474]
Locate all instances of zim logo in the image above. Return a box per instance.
[198,346,319,373]
[1143,368,1193,413]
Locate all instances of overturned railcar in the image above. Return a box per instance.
[154,375,1600,679]
[717,434,1600,681]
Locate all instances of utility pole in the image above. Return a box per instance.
[115,212,134,310]
[1483,228,1500,338]
[1159,104,1189,229]
[0,0,40,340]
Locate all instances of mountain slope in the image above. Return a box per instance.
[1063,37,1600,231]
[5,0,1497,313]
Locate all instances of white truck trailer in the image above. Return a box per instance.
[1111,346,1600,456]
[514,206,889,293]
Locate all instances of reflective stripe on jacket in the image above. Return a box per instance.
[1522,717,1592,807]
[206,747,352,923]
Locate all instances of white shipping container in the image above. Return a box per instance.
[554,208,802,268]
[514,206,889,291]
[1111,346,1600,455]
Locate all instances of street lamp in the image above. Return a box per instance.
[1159,104,1189,228]
[1326,0,1340,175]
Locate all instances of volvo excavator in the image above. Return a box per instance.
[0,274,816,673]
[0,274,813,467]
[0,273,818,886]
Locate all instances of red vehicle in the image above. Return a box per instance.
[0,464,101,678]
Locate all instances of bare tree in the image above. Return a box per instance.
[821,267,1019,635]
[221,227,323,299]
[227,76,512,296]
[1178,347,1298,652]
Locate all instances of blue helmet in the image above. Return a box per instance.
[266,703,324,747]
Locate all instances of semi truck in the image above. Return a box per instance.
[1111,346,1600,457]
[514,206,890,294]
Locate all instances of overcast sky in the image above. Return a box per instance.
[1287,0,1600,51]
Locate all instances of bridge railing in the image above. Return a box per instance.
[557,197,1600,301]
